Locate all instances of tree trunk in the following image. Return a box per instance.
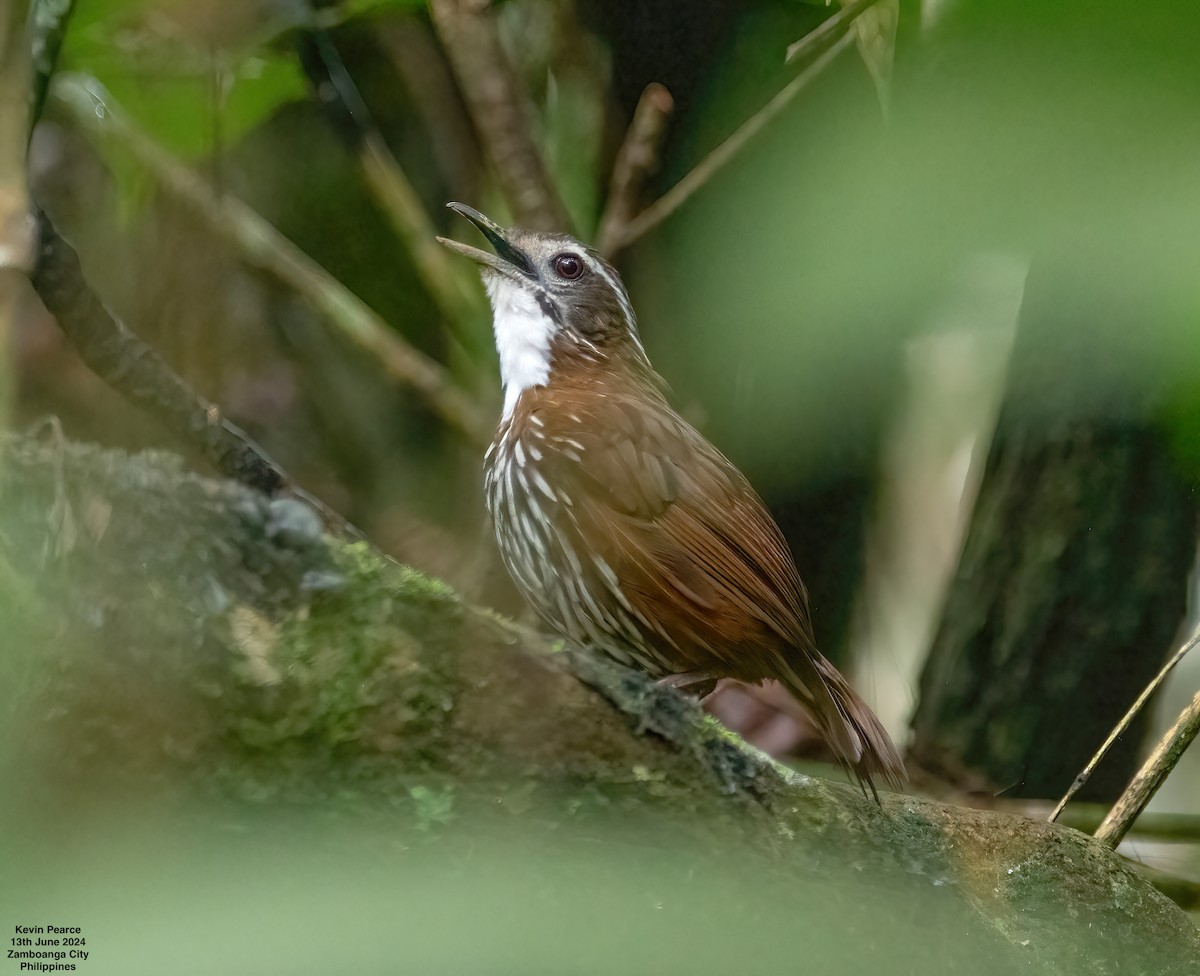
[911,424,1196,799]
[911,249,1198,800]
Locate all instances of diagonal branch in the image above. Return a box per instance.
[608,31,855,255]
[1049,626,1200,823]
[29,207,360,539]
[1095,687,1200,849]
[594,83,674,258]
[30,209,282,494]
[429,0,570,232]
[375,20,481,206]
[295,28,490,362]
[786,0,886,65]
[51,73,491,445]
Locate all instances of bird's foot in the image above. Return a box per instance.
[657,672,719,700]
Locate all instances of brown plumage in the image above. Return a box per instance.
[439,204,905,791]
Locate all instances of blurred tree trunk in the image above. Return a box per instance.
[910,248,1198,801]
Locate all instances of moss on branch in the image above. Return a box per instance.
[1,435,1197,975]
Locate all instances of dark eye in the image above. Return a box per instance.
[552,252,584,280]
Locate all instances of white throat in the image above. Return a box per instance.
[485,276,555,418]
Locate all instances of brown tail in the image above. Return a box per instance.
[777,652,906,794]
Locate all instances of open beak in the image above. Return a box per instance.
[437,203,535,280]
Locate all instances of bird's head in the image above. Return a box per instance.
[438,203,652,417]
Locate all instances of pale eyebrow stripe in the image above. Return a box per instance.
[581,252,649,360]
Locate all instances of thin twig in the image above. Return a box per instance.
[1049,626,1200,823]
[358,131,487,344]
[1094,687,1200,849]
[1047,804,1200,843]
[30,209,283,493]
[594,83,674,258]
[52,73,491,445]
[376,20,481,207]
[429,0,570,232]
[611,31,854,253]
[296,29,489,361]
[786,0,885,65]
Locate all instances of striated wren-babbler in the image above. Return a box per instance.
[438,203,904,791]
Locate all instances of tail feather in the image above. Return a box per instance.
[777,653,906,794]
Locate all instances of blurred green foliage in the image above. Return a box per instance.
[641,0,1200,485]
[62,0,309,158]
[0,803,1024,976]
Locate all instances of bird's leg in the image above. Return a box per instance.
[657,671,719,700]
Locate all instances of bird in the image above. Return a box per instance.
[438,203,905,792]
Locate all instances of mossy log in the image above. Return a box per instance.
[1,435,1197,975]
